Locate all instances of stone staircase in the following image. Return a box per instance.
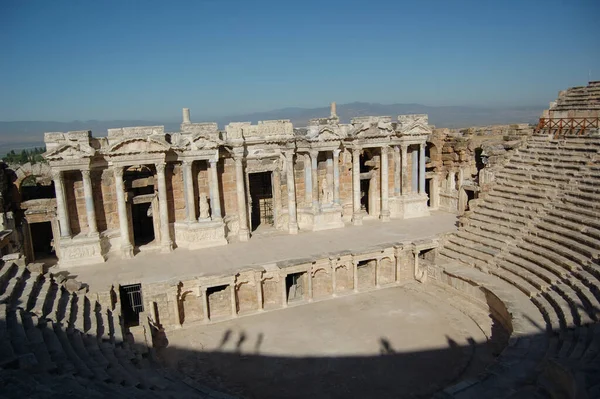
[436,134,600,398]
[0,260,233,398]
[552,81,600,111]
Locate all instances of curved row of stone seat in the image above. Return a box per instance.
[0,260,232,398]
[436,135,600,397]
[552,81,600,111]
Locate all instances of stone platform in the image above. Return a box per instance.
[55,211,457,291]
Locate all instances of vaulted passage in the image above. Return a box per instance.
[132,202,155,246]
[30,221,56,262]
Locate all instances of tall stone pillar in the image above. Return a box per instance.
[412,146,419,193]
[448,170,456,191]
[401,144,408,196]
[333,149,341,205]
[113,166,133,258]
[393,146,401,196]
[52,170,71,238]
[380,146,390,222]
[234,155,250,241]
[304,154,312,206]
[351,148,362,226]
[310,150,319,210]
[209,159,222,220]
[272,169,281,225]
[182,108,191,124]
[182,160,196,222]
[156,162,173,253]
[81,169,98,235]
[419,143,426,195]
[285,151,298,234]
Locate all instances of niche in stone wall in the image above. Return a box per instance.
[312,268,332,299]
[207,285,231,319]
[356,260,376,291]
[378,257,395,285]
[181,291,203,324]
[286,272,307,303]
[262,277,280,309]
[335,264,353,293]
[236,282,258,314]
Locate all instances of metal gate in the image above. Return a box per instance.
[121,283,144,314]
[257,194,274,225]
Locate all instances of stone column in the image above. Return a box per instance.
[113,166,133,258]
[182,108,190,124]
[256,277,264,311]
[419,143,426,195]
[326,154,333,205]
[307,270,313,302]
[333,149,341,205]
[393,146,401,196]
[304,154,312,206]
[351,148,362,226]
[331,262,337,297]
[375,258,381,288]
[285,151,298,234]
[281,275,288,308]
[272,169,281,226]
[182,160,196,222]
[353,260,359,292]
[201,288,209,322]
[401,144,408,196]
[209,159,222,220]
[412,146,419,193]
[448,171,456,191]
[51,170,71,238]
[310,150,319,211]
[156,162,173,253]
[234,155,250,241]
[81,169,98,235]
[380,146,390,222]
[230,282,237,317]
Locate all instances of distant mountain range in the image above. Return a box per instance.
[0,102,544,150]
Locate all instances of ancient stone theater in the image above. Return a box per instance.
[1,81,599,398]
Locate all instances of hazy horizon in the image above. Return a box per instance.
[2,0,598,121]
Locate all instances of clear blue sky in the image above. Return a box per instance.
[1,0,599,121]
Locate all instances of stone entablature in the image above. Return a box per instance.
[41,104,434,267]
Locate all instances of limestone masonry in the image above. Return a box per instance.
[1,81,600,398]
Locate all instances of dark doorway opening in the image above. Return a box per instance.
[249,172,273,231]
[360,179,370,213]
[132,202,155,246]
[120,283,144,327]
[285,272,306,302]
[425,178,432,207]
[30,221,56,262]
[466,190,476,211]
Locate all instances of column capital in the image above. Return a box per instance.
[209,158,218,166]
[352,147,361,156]
[51,169,64,182]
[181,159,192,166]
[113,165,124,178]
[309,149,319,158]
[81,169,91,178]
[394,145,400,153]
[380,144,389,150]
[333,148,341,156]
[156,161,166,174]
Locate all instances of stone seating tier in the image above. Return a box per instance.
[436,134,600,397]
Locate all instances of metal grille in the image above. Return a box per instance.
[535,117,600,138]
[258,195,274,225]
[121,283,144,313]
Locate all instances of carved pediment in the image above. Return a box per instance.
[397,114,432,136]
[108,137,169,155]
[45,144,94,161]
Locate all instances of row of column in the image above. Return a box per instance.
[52,169,98,239]
[351,143,426,225]
[181,159,222,223]
[303,149,341,209]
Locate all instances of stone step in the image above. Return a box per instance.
[534,229,599,261]
[537,221,600,252]
[568,325,589,361]
[494,178,559,197]
[6,307,30,356]
[496,171,572,189]
[490,267,541,298]
[544,289,577,330]
[0,304,17,366]
[1,265,28,308]
[31,276,54,316]
[553,282,595,326]
[557,329,576,359]
[531,294,561,333]
[49,286,67,323]
[68,329,112,382]
[477,200,539,221]
[469,211,527,234]
[462,225,509,247]
[483,193,546,213]
[566,279,600,321]
[446,236,496,263]
[455,230,505,252]
[560,197,600,214]
[491,184,553,202]
[487,188,548,206]
[510,244,570,279]
[40,321,76,374]
[465,217,522,240]
[540,214,600,243]
[52,322,95,378]
[500,252,559,285]
[524,234,592,268]
[0,262,18,294]
[20,311,56,372]
[99,342,142,387]
[438,248,472,268]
